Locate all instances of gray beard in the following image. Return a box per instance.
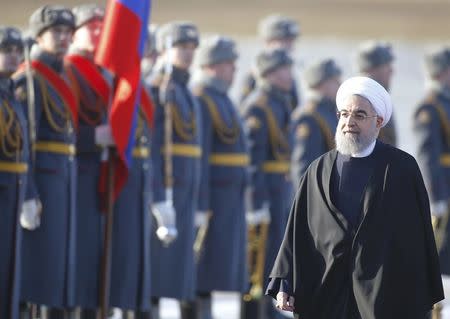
[335,125,378,156]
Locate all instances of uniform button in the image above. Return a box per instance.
[69,156,74,162]
[143,163,149,170]
[18,179,22,185]
[140,136,148,143]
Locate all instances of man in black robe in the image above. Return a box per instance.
[266,76,444,319]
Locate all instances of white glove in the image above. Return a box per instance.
[152,201,178,245]
[20,198,42,230]
[431,201,448,217]
[95,124,115,146]
[195,211,210,228]
[246,202,271,226]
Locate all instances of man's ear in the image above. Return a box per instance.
[376,116,384,129]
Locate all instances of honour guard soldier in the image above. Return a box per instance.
[150,22,201,319]
[240,14,300,110]
[413,47,450,319]
[194,36,248,319]
[291,58,341,186]
[13,5,77,319]
[0,27,29,319]
[142,24,159,82]
[64,4,110,318]
[112,87,154,319]
[356,41,397,146]
[109,37,154,319]
[241,49,294,319]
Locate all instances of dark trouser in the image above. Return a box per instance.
[134,310,153,319]
[196,292,212,319]
[180,300,197,319]
[241,297,283,319]
[79,308,97,319]
[20,304,77,319]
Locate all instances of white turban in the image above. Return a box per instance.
[336,76,392,127]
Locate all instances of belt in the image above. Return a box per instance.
[133,147,150,158]
[209,153,249,167]
[440,154,450,167]
[0,161,28,173]
[34,141,76,156]
[262,160,290,173]
[162,143,202,158]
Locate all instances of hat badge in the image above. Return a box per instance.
[186,28,197,38]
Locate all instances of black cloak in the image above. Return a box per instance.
[268,142,444,319]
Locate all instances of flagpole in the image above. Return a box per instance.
[99,147,115,319]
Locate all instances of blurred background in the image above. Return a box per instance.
[2,0,450,155]
[2,1,450,318]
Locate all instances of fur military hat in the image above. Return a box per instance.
[72,4,105,29]
[425,46,450,78]
[197,35,238,66]
[255,48,293,77]
[156,22,199,52]
[356,41,394,72]
[0,27,23,50]
[258,14,300,41]
[29,5,75,38]
[305,58,341,88]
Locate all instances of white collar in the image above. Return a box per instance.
[351,140,376,158]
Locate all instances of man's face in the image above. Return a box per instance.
[211,60,236,86]
[267,64,293,92]
[0,44,23,74]
[267,37,296,52]
[335,94,383,155]
[73,19,103,53]
[366,62,393,91]
[169,42,197,70]
[319,75,341,100]
[37,25,73,59]
[440,68,450,88]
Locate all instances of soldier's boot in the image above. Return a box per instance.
[432,303,443,319]
[66,308,78,319]
[196,294,213,319]
[240,298,260,319]
[150,298,160,319]
[41,306,66,319]
[135,310,153,319]
[19,303,30,319]
[80,308,97,319]
[180,300,197,319]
